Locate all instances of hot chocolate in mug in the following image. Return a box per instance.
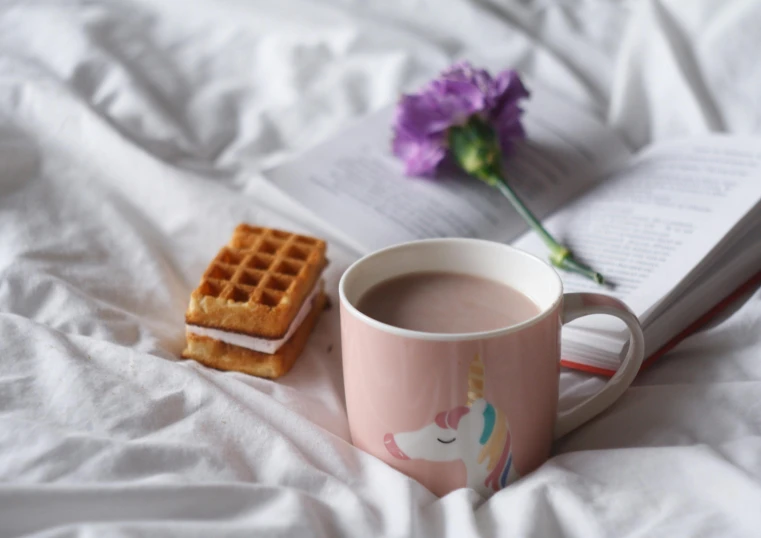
[339,238,644,497]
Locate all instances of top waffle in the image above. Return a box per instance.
[185,224,327,339]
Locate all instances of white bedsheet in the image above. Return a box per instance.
[2,0,761,536]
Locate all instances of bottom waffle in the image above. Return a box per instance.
[182,291,327,378]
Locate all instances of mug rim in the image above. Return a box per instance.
[338,238,564,342]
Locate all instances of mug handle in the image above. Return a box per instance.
[553,293,645,439]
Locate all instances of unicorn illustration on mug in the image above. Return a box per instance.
[384,354,519,496]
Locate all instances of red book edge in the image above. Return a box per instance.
[560,268,761,377]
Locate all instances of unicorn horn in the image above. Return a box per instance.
[466,353,485,406]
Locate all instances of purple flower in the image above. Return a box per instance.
[392,62,530,176]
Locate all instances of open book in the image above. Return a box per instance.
[263,84,761,376]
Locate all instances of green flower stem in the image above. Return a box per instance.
[484,171,604,284]
[448,117,605,285]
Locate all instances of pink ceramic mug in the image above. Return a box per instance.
[339,238,645,498]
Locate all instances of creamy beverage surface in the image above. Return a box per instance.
[355,271,541,334]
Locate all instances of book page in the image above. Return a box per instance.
[264,85,631,254]
[512,136,761,336]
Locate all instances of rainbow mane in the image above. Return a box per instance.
[466,355,513,491]
[478,403,513,491]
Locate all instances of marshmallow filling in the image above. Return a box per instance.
[186,281,322,355]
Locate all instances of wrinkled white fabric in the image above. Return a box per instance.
[2,0,761,536]
[609,0,761,148]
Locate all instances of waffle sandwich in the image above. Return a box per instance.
[182,224,328,378]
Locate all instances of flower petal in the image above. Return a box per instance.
[440,62,493,93]
[426,79,486,125]
[394,94,450,136]
[392,127,446,176]
[495,103,527,155]
[490,69,530,118]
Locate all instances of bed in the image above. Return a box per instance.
[2,0,761,536]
